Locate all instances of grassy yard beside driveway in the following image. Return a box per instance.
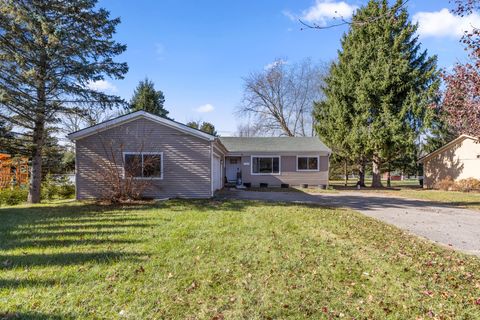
[1,200,480,319]
[374,189,480,211]
[330,180,480,211]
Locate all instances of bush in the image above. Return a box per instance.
[57,183,75,199]
[0,188,28,206]
[435,177,455,191]
[41,174,76,200]
[41,174,58,201]
[455,178,480,192]
[435,177,480,192]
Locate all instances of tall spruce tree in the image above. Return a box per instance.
[0,0,128,203]
[127,78,169,118]
[315,0,439,187]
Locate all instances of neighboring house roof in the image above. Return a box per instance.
[418,134,479,163]
[67,110,216,141]
[219,137,331,154]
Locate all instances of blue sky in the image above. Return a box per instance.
[96,0,479,136]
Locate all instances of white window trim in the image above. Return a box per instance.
[123,152,164,180]
[250,155,281,175]
[296,155,320,172]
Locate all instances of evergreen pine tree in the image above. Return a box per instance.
[0,0,128,202]
[315,0,440,187]
[200,122,217,136]
[128,78,169,118]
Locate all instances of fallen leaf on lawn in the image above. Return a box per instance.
[475,298,480,305]
[135,266,145,274]
[186,281,198,293]
[211,312,224,320]
[105,273,118,282]
[422,290,433,297]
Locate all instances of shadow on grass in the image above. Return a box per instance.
[0,251,143,270]
[9,238,141,249]
[0,312,70,320]
[26,223,154,231]
[0,278,59,289]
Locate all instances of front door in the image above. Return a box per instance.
[226,157,241,182]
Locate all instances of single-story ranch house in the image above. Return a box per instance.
[68,111,331,199]
[418,134,480,188]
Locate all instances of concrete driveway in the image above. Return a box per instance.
[219,190,480,257]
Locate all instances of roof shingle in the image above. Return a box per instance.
[219,137,331,153]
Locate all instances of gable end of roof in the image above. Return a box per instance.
[418,134,479,163]
[67,111,215,141]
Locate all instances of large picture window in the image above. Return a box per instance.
[252,156,280,175]
[124,152,163,179]
[297,156,319,171]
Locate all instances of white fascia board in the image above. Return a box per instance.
[68,111,215,141]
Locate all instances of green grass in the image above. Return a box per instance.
[329,179,480,211]
[376,189,480,211]
[1,200,479,319]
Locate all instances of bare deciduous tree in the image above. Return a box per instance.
[235,122,262,137]
[238,58,328,137]
[298,0,410,30]
[95,126,160,202]
[61,107,118,136]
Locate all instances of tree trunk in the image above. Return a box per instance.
[371,155,383,188]
[386,163,391,188]
[28,51,47,204]
[358,160,366,187]
[28,120,45,203]
[344,159,348,187]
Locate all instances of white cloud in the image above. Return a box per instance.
[284,0,358,26]
[413,8,480,39]
[86,80,117,93]
[195,103,214,113]
[282,10,297,21]
[264,59,288,70]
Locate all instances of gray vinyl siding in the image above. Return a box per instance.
[238,154,329,187]
[75,118,212,199]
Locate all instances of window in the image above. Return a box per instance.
[297,156,319,171]
[251,156,280,174]
[124,152,163,179]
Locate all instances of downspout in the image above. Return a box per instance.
[74,140,79,200]
[210,141,214,197]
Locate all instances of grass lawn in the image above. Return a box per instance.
[330,179,480,211]
[373,189,480,211]
[1,200,480,319]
